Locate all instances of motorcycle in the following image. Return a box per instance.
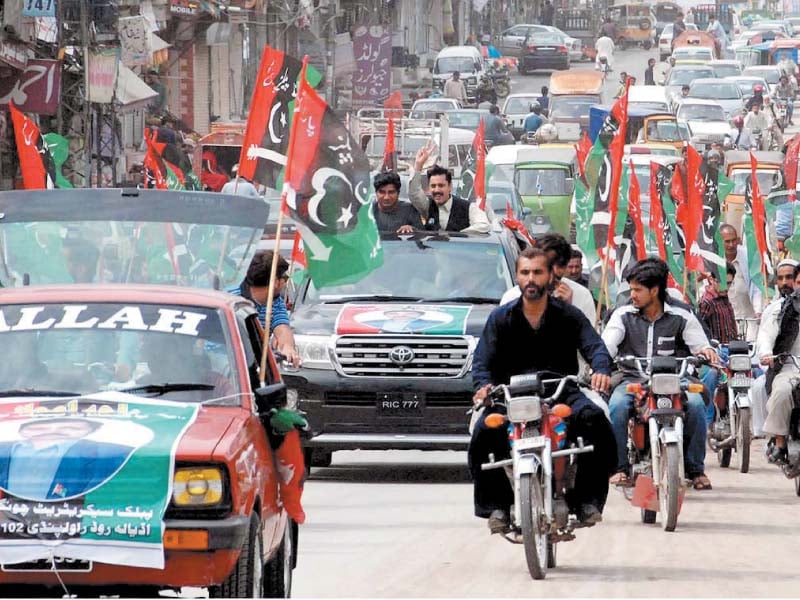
[773,354,800,496]
[488,62,511,98]
[479,373,594,580]
[707,340,753,473]
[615,356,706,532]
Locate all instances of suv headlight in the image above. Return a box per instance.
[295,334,334,369]
[173,467,224,506]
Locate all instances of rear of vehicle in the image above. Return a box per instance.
[286,233,523,459]
[520,33,570,73]
[724,155,784,232]
[502,94,539,139]
[549,94,599,140]
[610,3,656,48]
[671,46,714,64]
[688,78,745,120]
[659,23,699,59]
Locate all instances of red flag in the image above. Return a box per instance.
[649,162,668,263]
[503,200,535,245]
[681,145,706,272]
[628,160,647,261]
[575,130,592,181]
[382,119,397,172]
[785,133,800,201]
[506,201,514,220]
[607,78,631,240]
[290,230,307,268]
[474,118,487,211]
[143,129,168,190]
[384,91,403,120]
[238,46,286,182]
[9,102,54,189]
[750,151,769,269]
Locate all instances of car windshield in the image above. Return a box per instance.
[690,82,741,99]
[504,96,538,114]
[516,167,569,195]
[0,303,237,402]
[730,169,782,194]
[550,96,596,118]
[668,69,713,85]
[678,104,726,120]
[435,57,477,74]
[712,64,742,78]
[304,239,513,301]
[447,111,484,128]
[0,218,260,289]
[646,119,691,140]
[745,68,781,83]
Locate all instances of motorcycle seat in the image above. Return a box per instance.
[728,340,749,355]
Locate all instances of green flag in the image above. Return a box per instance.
[42,133,73,189]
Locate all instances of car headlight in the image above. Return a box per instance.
[173,467,224,506]
[295,334,334,369]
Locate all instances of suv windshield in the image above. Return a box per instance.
[678,104,725,120]
[435,57,477,74]
[0,303,236,402]
[304,239,512,302]
[516,167,570,195]
[690,82,741,99]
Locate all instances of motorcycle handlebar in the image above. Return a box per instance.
[488,375,579,403]
[616,355,708,378]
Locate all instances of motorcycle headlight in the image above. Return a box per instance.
[728,354,751,372]
[173,467,224,506]
[507,396,542,423]
[295,334,334,369]
[651,374,681,395]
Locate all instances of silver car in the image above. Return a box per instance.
[688,78,745,120]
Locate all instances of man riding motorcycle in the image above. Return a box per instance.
[744,103,772,151]
[476,74,498,106]
[469,247,617,531]
[601,258,717,491]
[745,84,766,111]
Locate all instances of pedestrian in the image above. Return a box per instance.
[644,58,656,85]
[444,71,468,104]
[615,72,628,98]
[220,164,260,198]
[371,171,423,234]
[599,17,616,39]
[541,0,554,26]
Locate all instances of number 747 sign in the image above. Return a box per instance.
[23,0,56,18]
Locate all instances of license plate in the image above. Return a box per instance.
[730,376,753,388]
[514,435,547,451]
[2,557,92,572]
[376,392,424,417]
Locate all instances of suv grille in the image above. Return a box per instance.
[335,335,470,377]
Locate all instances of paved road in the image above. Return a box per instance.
[293,444,800,597]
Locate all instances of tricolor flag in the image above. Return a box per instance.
[9,102,58,190]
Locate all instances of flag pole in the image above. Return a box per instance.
[595,248,611,327]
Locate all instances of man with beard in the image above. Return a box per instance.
[751,259,800,439]
[469,247,617,531]
[500,233,595,322]
[603,258,717,490]
[720,224,763,321]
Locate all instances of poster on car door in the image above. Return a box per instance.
[0,393,198,569]
[335,304,472,335]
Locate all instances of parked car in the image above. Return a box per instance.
[688,78,745,120]
[658,22,698,60]
[519,32,570,74]
[0,188,297,598]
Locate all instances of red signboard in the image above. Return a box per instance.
[0,59,62,115]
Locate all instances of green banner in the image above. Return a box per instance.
[0,395,198,569]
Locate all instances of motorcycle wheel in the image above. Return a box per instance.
[737,406,752,474]
[659,443,680,532]
[520,471,548,580]
[641,509,657,524]
[496,81,510,98]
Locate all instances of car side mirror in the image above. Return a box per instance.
[521,206,532,216]
[565,178,575,194]
[255,382,287,414]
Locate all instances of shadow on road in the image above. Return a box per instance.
[308,462,471,484]
[554,564,794,582]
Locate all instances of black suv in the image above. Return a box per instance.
[283,228,529,467]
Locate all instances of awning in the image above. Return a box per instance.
[151,34,171,66]
[115,64,158,112]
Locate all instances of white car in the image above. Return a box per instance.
[742,65,784,96]
[671,46,714,64]
[725,75,771,104]
[628,85,671,113]
[502,94,541,139]
[665,64,716,106]
[409,98,462,118]
[676,99,731,148]
[709,59,742,79]
[688,78,745,120]
[658,22,698,60]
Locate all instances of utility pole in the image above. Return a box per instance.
[80,0,92,187]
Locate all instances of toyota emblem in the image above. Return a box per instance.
[389,345,415,365]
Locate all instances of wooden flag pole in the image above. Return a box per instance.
[258,203,287,387]
[595,246,611,327]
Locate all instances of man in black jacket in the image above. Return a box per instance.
[409,145,491,232]
[372,171,423,233]
[470,247,617,531]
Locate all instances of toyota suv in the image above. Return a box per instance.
[283,229,529,467]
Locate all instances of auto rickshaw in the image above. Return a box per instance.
[513,147,578,237]
[770,39,800,68]
[723,150,785,234]
[607,3,656,49]
[588,106,686,146]
[672,30,719,58]
[548,70,604,141]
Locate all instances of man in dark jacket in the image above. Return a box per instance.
[469,247,617,531]
[644,58,656,85]
[409,146,490,232]
[372,171,423,233]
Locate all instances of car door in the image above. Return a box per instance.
[500,25,533,57]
